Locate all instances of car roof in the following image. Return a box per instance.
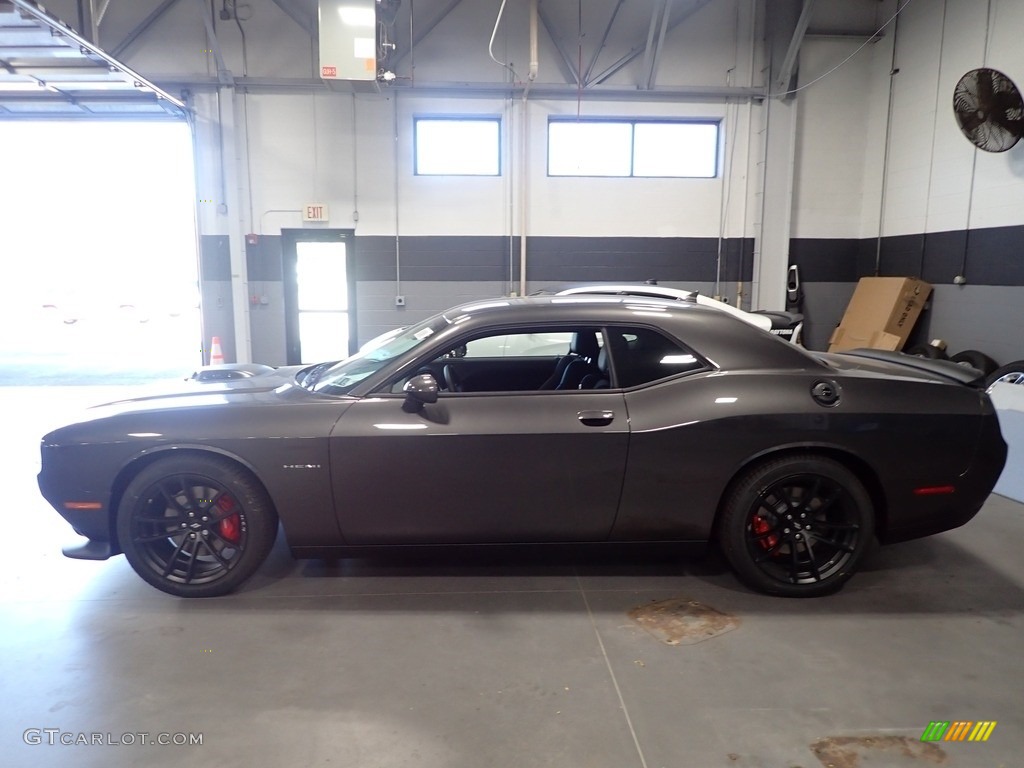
[533,282,696,301]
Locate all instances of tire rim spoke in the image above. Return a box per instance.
[787,540,801,582]
[803,538,823,581]
[183,537,201,583]
[198,537,232,569]
[205,526,240,551]
[808,534,855,554]
[814,519,860,532]
[160,535,191,578]
[158,479,190,515]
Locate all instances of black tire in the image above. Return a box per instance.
[949,350,998,376]
[717,455,875,597]
[905,343,948,360]
[116,454,278,597]
[985,360,1024,390]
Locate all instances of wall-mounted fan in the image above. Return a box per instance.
[953,68,1024,152]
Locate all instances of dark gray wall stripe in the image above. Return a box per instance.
[228,227,1023,287]
[350,235,754,283]
[247,235,285,281]
[355,235,510,281]
[523,236,753,282]
[787,238,864,282]
[199,235,231,281]
[789,224,1024,286]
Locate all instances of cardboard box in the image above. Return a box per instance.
[828,277,932,353]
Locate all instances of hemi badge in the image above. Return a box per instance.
[282,464,322,470]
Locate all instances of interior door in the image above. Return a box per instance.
[328,390,629,544]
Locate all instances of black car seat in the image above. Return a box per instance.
[540,331,600,389]
[579,347,611,389]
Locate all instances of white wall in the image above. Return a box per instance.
[881,0,1024,237]
[165,1,769,245]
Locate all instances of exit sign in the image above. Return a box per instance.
[303,203,329,222]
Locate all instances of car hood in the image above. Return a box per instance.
[43,364,313,438]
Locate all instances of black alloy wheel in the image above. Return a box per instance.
[718,455,875,597]
[985,360,1024,391]
[116,455,278,597]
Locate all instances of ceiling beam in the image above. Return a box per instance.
[191,0,231,85]
[638,0,664,91]
[268,0,315,38]
[536,2,580,86]
[393,0,465,67]
[581,0,624,87]
[153,74,766,103]
[643,0,674,90]
[111,0,186,59]
[775,0,817,94]
[591,0,713,86]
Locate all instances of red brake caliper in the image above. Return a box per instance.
[751,514,779,551]
[217,495,241,543]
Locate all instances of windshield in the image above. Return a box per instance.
[305,315,452,395]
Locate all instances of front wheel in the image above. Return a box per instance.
[116,455,278,597]
[717,455,875,597]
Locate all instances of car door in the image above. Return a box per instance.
[328,328,628,545]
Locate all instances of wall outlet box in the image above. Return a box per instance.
[394,295,405,307]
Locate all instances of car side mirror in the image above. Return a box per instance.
[402,373,439,412]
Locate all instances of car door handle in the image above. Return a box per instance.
[577,410,615,426]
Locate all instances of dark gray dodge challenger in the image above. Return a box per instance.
[38,296,1007,598]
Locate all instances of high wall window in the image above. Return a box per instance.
[414,117,501,176]
[548,119,719,178]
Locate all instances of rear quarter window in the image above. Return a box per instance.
[609,327,707,388]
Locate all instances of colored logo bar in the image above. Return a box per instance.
[921,721,997,742]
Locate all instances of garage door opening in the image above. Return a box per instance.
[0,120,201,386]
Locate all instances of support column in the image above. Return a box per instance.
[751,0,802,312]
[219,84,253,363]
[752,96,797,311]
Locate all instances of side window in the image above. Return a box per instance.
[607,327,706,388]
[392,327,602,394]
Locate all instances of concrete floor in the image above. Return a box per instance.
[3,386,1022,768]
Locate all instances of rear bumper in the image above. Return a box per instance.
[880,410,1007,544]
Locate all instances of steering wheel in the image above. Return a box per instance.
[443,364,462,393]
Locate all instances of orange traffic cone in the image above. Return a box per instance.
[209,336,225,366]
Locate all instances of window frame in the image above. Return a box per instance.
[413,116,502,177]
[546,118,721,179]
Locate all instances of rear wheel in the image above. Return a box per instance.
[717,455,875,597]
[985,360,1024,390]
[116,455,278,597]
